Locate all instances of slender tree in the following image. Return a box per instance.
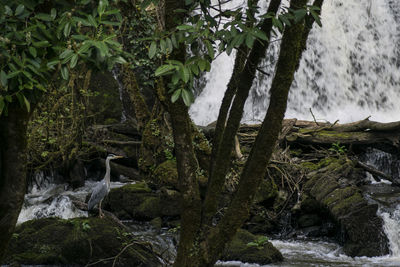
[139,0,324,265]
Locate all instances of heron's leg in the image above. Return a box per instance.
[99,199,104,218]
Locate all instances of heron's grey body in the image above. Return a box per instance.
[88,154,122,217]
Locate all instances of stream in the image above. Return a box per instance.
[12,0,400,265]
[17,166,400,266]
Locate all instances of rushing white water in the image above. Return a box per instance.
[190,0,400,125]
[217,239,400,267]
[17,176,128,224]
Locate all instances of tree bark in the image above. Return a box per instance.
[200,0,310,264]
[0,105,30,261]
[203,0,283,227]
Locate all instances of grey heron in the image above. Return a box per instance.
[88,154,123,217]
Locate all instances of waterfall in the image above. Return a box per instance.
[190,0,400,126]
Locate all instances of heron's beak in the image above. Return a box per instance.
[114,155,124,159]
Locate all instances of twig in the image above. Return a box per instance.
[309,108,319,126]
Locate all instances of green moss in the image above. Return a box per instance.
[300,161,319,171]
[4,217,161,266]
[153,160,178,188]
[118,182,152,193]
[221,229,283,264]
[322,187,358,207]
[331,193,364,217]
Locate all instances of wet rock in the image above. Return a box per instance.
[104,182,181,221]
[221,229,283,265]
[3,217,161,266]
[298,214,321,228]
[304,157,389,257]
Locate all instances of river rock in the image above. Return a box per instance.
[3,217,161,266]
[103,182,181,220]
[221,229,283,265]
[304,157,389,257]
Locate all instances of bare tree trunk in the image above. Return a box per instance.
[0,105,30,261]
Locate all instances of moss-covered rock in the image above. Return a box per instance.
[303,156,389,257]
[3,217,161,266]
[221,229,283,265]
[104,182,181,220]
[152,160,178,188]
[254,178,278,207]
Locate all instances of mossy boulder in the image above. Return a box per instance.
[221,229,283,265]
[3,217,161,266]
[104,182,181,220]
[153,160,179,188]
[254,178,278,207]
[304,157,389,257]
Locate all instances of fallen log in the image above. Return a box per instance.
[286,130,399,146]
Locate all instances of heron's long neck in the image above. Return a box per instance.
[105,158,111,185]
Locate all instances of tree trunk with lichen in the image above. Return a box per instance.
[0,105,30,261]
[145,0,319,265]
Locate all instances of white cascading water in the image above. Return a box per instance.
[190,0,400,125]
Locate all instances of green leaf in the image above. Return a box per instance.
[252,29,268,41]
[205,40,214,59]
[70,54,78,68]
[272,17,284,31]
[245,33,255,48]
[171,89,182,103]
[98,0,108,16]
[60,49,74,59]
[310,10,322,27]
[32,40,49,48]
[0,70,8,87]
[181,66,190,83]
[191,63,199,76]
[198,59,206,72]
[155,64,176,76]
[114,56,127,64]
[64,22,71,37]
[148,41,157,59]
[176,25,193,31]
[160,39,166,53]
[29,47,37,58]
[61,66,69,80]
[36,13,53,21]
[171,34,178,48]
[293,9,307,23]
[166,38,173,53]
[87,15,98,27]
[23,94,30,112]
[94,41,109,57]
[47,60,60,69]
[51,8,57,19]
[7,71,21,78]
[78,42,93,54]
[5,95,12,102]
[181,89,194,106]
[15,4,24,16]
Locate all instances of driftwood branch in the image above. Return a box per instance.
[355,160,399,185]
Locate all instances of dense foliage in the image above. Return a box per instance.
[0,0,125,116]
[140,0,321,105]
